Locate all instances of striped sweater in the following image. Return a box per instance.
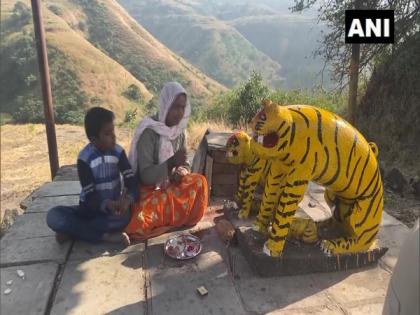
[77,143,137,214]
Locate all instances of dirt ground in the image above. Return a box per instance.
[0,122,231,234]
[383,190,420,228]
[0,124,132,232]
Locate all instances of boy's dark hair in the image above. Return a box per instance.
[84,107,115,141]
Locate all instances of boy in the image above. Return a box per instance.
[46,107,137,245]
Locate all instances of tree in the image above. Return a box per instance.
[227,72,269,127]
[292,0,419,123]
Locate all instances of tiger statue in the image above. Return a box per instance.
[225,131,318,244]
[249,99,383,257]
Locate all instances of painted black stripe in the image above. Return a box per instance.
[315,109,323,144]
[289,108,310,127]
[292,180,308,186]
[281,153,290,161]
[357,224,379,241]
[355,185,382,228]
[272,235,287,242]
[334,117,339,145]
[279,199,300,207]
[279,126,291,139]
[359,170,381,200]
[281,208,296,215]
[274,174,285,180]
[279,211,296,218]
[358,167,379,199]
[314,146,330,182]
[300,137,311,164]
[364,231,378,246]
[323,146,341,186]
[251,157,260,166]
[311,152,318,175]
[288,168,296,176]
[271,183,281,186]
[278,223,291,229]
[248,167,262,174]
[277,140,288,151]
[282,192,301,198]
[356,150,371,194]
[270,192,277,196]
[373,195,383,218]
[336,156,362,193]
[346,133,358,178]
[262,161,269,176]
[285,160,295,167]
[276,121,286,133]
[290,123,296,145]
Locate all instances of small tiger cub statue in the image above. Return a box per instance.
[249,100,383,257]
[225,131,318,244]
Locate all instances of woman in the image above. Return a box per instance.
[126,82,208,240]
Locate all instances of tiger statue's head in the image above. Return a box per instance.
[225,131,252,165]
[249,99,293,159]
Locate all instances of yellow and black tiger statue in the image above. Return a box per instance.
[225,131,318,244]
[248,99,383,257]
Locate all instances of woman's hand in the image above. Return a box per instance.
[172,148,187,168]
[172,166,190,183]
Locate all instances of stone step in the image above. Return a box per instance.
[1,262,59,315]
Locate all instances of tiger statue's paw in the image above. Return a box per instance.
[321,238,379,256]
[289,218,318,244]
[262,239,283,257]
[251,220,268,234]
[320,240,335,256]
[238,209,250,219]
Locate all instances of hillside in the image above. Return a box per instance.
[118,0,329,89]
[0,0,224,123]
[230,15,331,89]
[356,32,420,176]
[118,0,283,88]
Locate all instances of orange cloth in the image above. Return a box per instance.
[125,173,208,240]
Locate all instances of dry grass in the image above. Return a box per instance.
[0,121,232,221]
[187,120,233,151]
[0,124,134,220]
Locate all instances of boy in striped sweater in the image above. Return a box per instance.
[47,107,137,245]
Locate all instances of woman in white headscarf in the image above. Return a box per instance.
[125,82,208,240]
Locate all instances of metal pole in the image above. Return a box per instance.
[31,0,59,179]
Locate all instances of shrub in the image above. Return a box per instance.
[122,84,143,102]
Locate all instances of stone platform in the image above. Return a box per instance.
[235,226,387,277]
[0,167,414,314]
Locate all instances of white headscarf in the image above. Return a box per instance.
[128,82,191,173]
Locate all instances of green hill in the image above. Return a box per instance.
[230,15,332,89]
[118,0,283,88]
[0,0,224,123]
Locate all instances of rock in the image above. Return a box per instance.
[215,219,235,243]
[410,178,420,200]
[385,168,408,196]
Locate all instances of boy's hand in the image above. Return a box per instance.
[114,189,133,215]
[106,200,120,214]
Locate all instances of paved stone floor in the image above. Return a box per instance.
[0,176,412,315]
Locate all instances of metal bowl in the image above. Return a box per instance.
[164,233,202,260]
